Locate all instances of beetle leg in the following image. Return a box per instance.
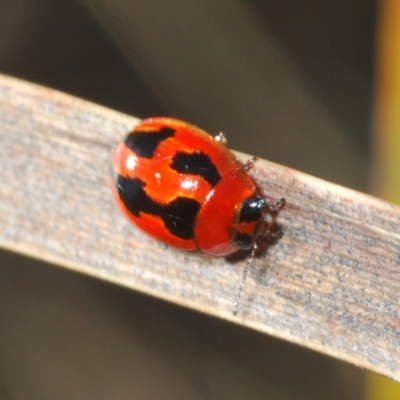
[214,132,227,145]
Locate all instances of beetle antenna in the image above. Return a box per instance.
[233,243,257,316]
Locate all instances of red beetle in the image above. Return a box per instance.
[110,117,284,313]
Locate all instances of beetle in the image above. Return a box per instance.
[110,117,284,313]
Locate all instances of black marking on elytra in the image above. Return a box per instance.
[239,195,266,223]
[117,175,200,240]
[170,152,221,187]
[117,176,159,217]
[125,127,175,158]
[162,197,201,240]
[233,232,254,250]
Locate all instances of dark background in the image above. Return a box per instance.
[0,0,376,398]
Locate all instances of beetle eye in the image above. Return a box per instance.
[239,195,267,223]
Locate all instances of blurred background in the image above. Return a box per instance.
[0,0,398,398]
